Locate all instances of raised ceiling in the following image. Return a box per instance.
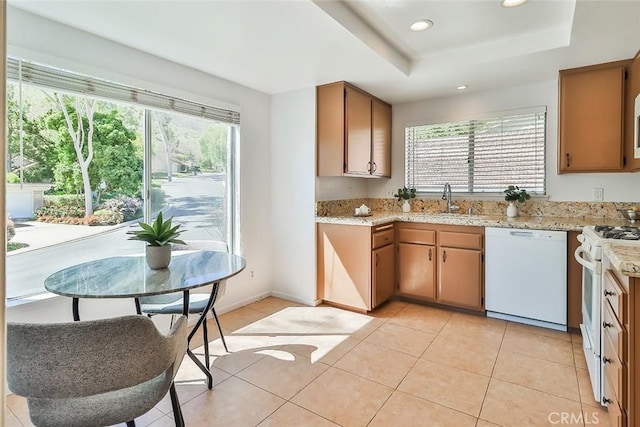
[7,0,640,104]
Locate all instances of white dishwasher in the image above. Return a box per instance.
[485,227,567,331]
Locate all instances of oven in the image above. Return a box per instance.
[574,232,602,403]
[574,224,640,405]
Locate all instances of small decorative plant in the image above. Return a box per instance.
[394,187,417,201]
[503,185,531,203]
[127,212,186,246]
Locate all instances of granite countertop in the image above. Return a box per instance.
[603,242,640,278]
[316,212,630,232]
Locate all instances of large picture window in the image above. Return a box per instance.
[6,58,240,300]
[405,107,546,194]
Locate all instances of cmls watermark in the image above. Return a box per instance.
[548,412,601,424]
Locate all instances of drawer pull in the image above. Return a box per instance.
[603,357,612,364]
[604,290,614,296]
[603,397,613,405]
[603,321,613,328]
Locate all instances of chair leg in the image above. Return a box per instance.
[126,421,136,427]
[169,382,185,427]
[211,307,228,352]
[202,316,210,371]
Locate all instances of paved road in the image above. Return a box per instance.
[6,226,143,300]
[7,173,227,300]
[159,173,226,241]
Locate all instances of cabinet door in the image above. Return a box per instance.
[398,243,436,300]
[316,82,346,177]
[438,247,483,309]
[559,65,625,172]
[627,53,640,170]
[373,244,395,308]
[317,223,372,311]
[345,86,372,175]
[371,98,391,177]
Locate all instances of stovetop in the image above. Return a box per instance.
[594,225,640,240]
[580,225,640,261]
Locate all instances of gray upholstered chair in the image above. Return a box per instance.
[136,240,230,370]
[7,315,188,427]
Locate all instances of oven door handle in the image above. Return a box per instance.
[574,246,599,273]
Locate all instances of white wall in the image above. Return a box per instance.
[369,79,640,202]
[270,88,317,305]
[6,7,273,322]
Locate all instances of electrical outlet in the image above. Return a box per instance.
[593,188,604,202]
[250,270,254,278]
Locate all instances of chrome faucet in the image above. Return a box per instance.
[442,183,460,213]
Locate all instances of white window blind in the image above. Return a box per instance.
[7,57,240,125]
[405,108,546,194]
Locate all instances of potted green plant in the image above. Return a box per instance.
[503,185,530,218]
[394,187,417,213]
[127,212,186,269]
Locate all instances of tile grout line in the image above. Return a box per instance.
[476,320,508,426]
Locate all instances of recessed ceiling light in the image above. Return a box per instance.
[457,85,468,90]
[410,20,433,32]
[501,0,528,7]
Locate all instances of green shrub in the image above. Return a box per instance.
[98,196,142,221]
[6,172,20,184]
[35,198,85,221]
[7,215,15,241]
[94,209,124,225]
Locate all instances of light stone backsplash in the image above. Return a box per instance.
[316,198,639,220]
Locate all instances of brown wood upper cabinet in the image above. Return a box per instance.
[559,60,630,173]
[625,51,640,171]
[317,81,391,178]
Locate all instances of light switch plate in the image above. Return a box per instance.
[593,188,604,202]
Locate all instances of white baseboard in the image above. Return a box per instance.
[214,291,271,315]
[268,290,319,307]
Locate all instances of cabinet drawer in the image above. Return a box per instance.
[604,270,627,324]
[439,231,482,250]
[602,300,626,361]
[372,229,394,249]
[397,228,435,245]
[602,376,625,427]
[603,331,626,405]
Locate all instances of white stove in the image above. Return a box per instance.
[575,224,640,405]
[580,225,640,260]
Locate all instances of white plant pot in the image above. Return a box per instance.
[402,200,411,213]
[146,245,171,270]
[506,202,519,218]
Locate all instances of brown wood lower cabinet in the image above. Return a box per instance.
[396,223,484,311]
[373,243,395,307]
[317,222,394,311]
[438,246,483,309]
[602,253,639,427]
[397,243,436,299]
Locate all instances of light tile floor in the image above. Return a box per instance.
[5,297,610,426]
